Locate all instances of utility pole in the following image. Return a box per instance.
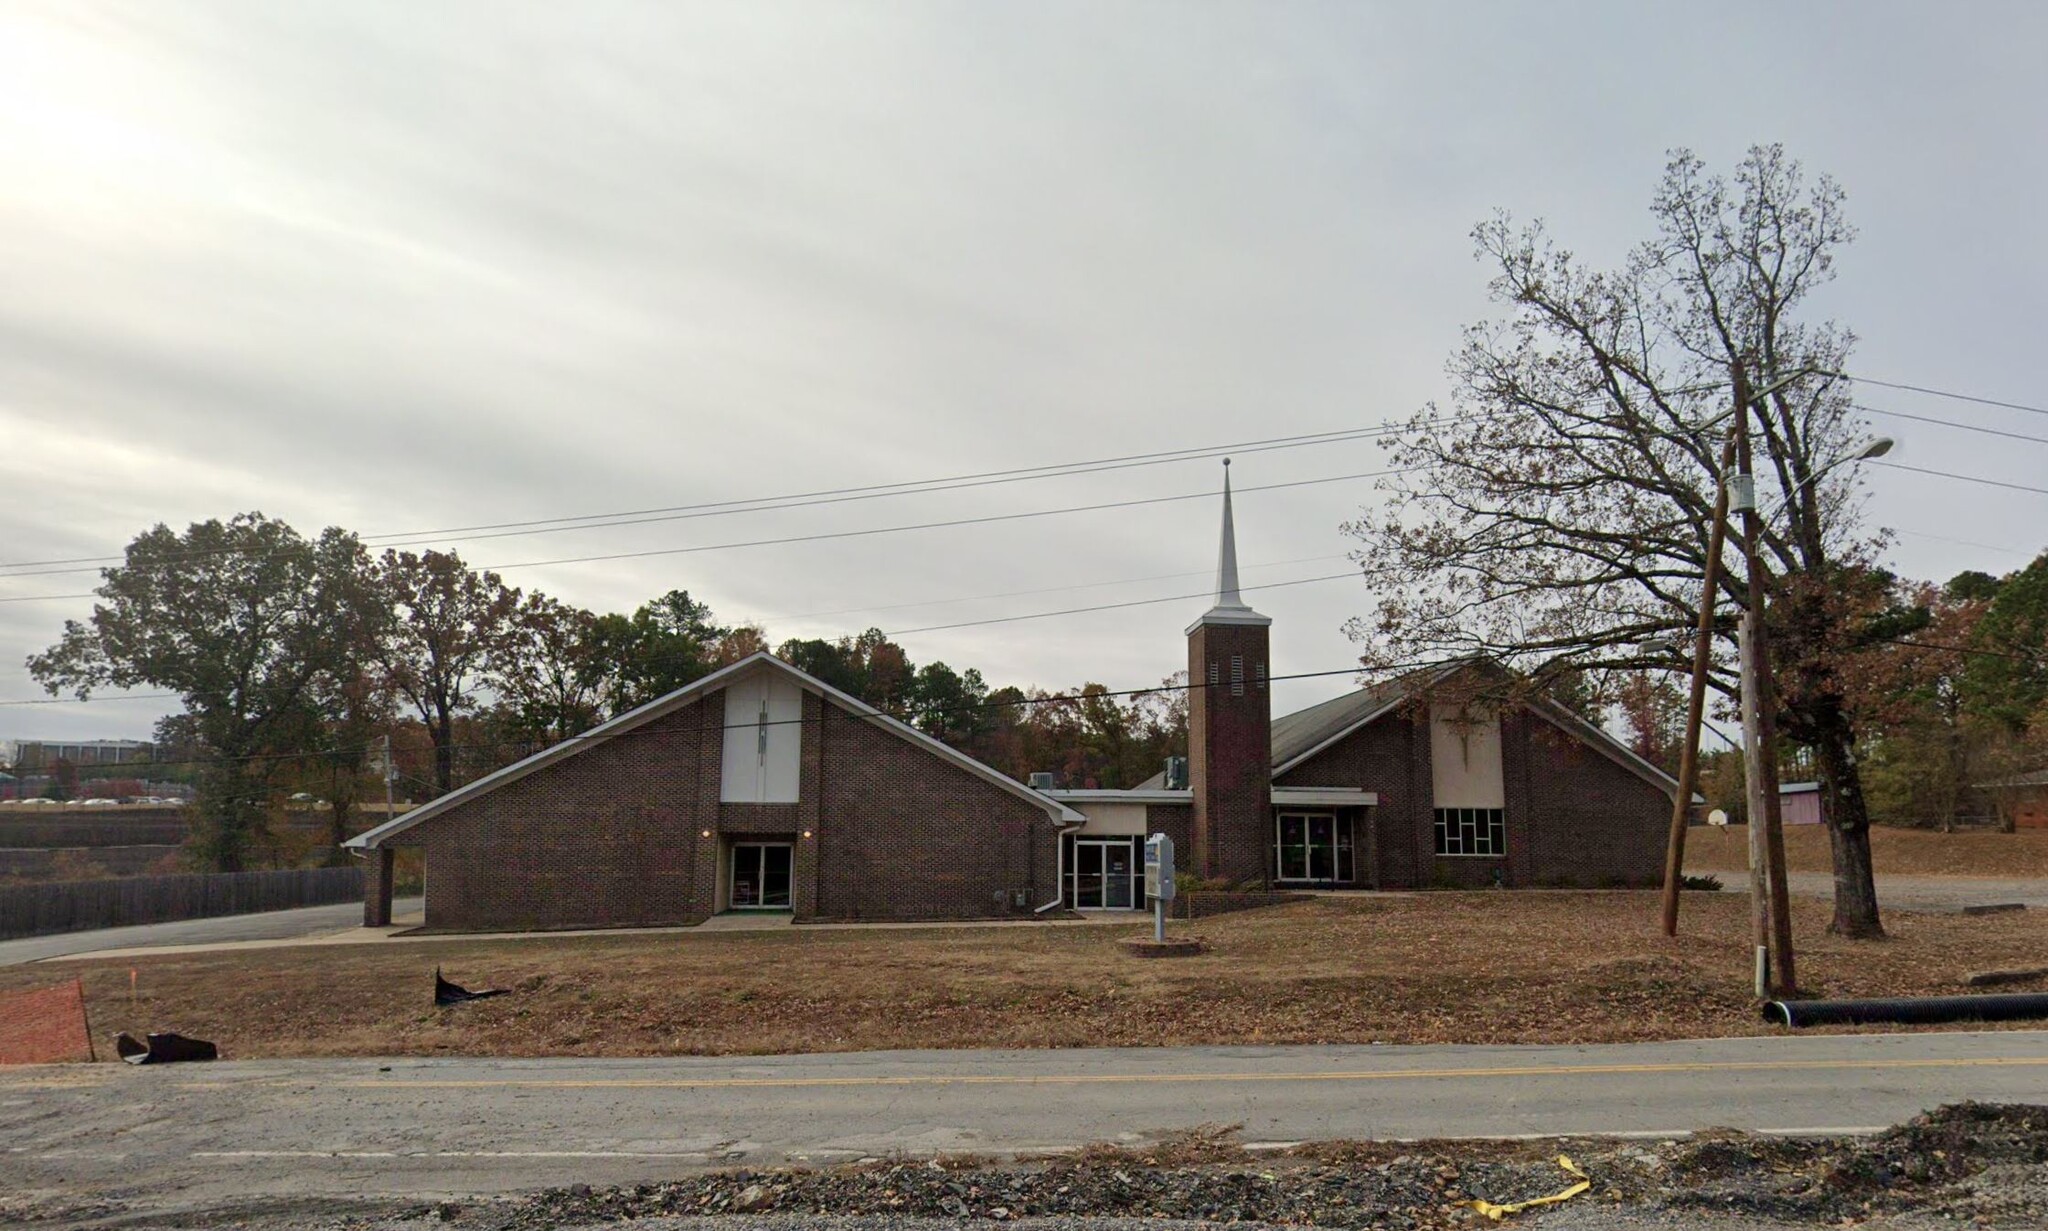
[1731,365,1797,996]
[1659,427,1741,937]
[381,733,396,821]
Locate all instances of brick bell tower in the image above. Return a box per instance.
[1187,459,1273,884]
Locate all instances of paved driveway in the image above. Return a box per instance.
[1721,872,2048,913]
[0,897,423,966]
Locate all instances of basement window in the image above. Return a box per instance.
[1434,807,1505,857]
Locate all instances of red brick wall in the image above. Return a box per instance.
[1275,708,1421,889]
[813,700,1060,920]
[1518,712,1670,887]
[1188,621,1272,884]
[402,680,1063,930]
[1272,702,1669,889]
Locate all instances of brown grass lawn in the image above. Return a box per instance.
[1686,824,2048,879]
[8,890,2048,1061]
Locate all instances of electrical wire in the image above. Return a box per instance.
[1829,372,2048,419]
[1867,461,2048,498]
[0,420,1439,577]
[1855,403,2048,448]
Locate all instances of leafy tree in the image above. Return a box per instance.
[592,590,729,715]
[773,628,916,711]
[29,514,383,869]
[907,661,992,746]
[371,549,520,796]
[489,592,605,747]
[1964,553,2048,734]
[1614,673,1687,774]
[1345,146,1892,935]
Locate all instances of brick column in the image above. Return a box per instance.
[363,847,395,927]
[794,691,824,919]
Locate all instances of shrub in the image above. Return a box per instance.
[1681,873,1724,892]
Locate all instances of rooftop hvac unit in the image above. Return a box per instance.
[1027,771,1057,791]
[1163,756,1190,790]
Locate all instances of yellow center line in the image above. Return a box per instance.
[322,1054,2048,1091]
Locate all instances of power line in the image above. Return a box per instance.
[1856,403,2048,448]
[1867,461,2048,498]
[1889,528,2035,557]
[1831,372,2048,419]
[886,572,1355,636]
[0,468,1401,608]
[472,466,1409,574]
[757,554,1347,624]
[0,662,1392,775]
[0,421,1438,578]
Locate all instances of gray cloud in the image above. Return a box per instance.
[4,0,2046,743]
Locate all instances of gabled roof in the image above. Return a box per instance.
[1980,769,2048,790]
[1271,658,1685,799]
[1271,661,1467,772]
[344,652,1080,850]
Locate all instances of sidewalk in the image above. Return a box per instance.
[40,904,1143,964]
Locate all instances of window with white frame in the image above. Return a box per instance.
[1434,807,1506,857]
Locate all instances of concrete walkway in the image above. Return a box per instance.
[5,1031,2045,1212]
[0,898,425,966]
[29,902,1142,964]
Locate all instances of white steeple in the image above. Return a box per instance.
[1188,458,1271,631]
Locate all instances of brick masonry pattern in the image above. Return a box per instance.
[399,680,1063,930]
[1274,702,1669,889]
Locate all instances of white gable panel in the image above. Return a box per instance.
[1430,703,1504,809]
[762,674,802,802]
[720,672,804,803]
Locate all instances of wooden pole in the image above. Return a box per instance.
[1734,367,1798,995]
[1739,612,1771,994]
[1659,428,1741,936]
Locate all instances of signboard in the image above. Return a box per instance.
[1144,833,1176,902]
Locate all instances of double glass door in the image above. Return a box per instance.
[1072,838,1139,909]
[1275,813,1355,883]
[731,842,793,909]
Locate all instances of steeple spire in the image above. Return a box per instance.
[1215,458,1245,609]
[1189,458,1271,630]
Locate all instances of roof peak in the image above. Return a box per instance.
[1189,458,1270,630]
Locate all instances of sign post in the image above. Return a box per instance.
[1144,833,1176,943]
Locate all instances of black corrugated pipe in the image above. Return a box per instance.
[1763,993,2048,1028]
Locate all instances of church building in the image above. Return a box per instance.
[346,466,1677,928]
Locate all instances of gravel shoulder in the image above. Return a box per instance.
[12,1105,2048,1231]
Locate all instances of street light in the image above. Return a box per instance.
[1759,436,1897,521]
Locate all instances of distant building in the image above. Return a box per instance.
[1779,781,1825,826]
[0,739,155,771]
[1979,771,2048,830]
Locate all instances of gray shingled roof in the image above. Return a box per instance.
[1271,662,1462,769]
[1134,658,1682,797]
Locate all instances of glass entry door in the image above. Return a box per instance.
[731,842,793,909]
[1275,813,1354,884]
[1070,837,1141,909]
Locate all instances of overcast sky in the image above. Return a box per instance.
[4,1,2046,745]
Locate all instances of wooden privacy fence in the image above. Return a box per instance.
[0,818,190,847]
[0,866,363,941]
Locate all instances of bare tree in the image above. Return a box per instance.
[1346,145,1891,936]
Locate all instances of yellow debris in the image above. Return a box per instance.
[1466,1155,1592,1221]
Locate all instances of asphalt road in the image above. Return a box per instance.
[5,1031,2047,1215]
[1713,872,2048,913]
[0,897,423,966]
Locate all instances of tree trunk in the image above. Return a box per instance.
[1814,719,1884,938]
